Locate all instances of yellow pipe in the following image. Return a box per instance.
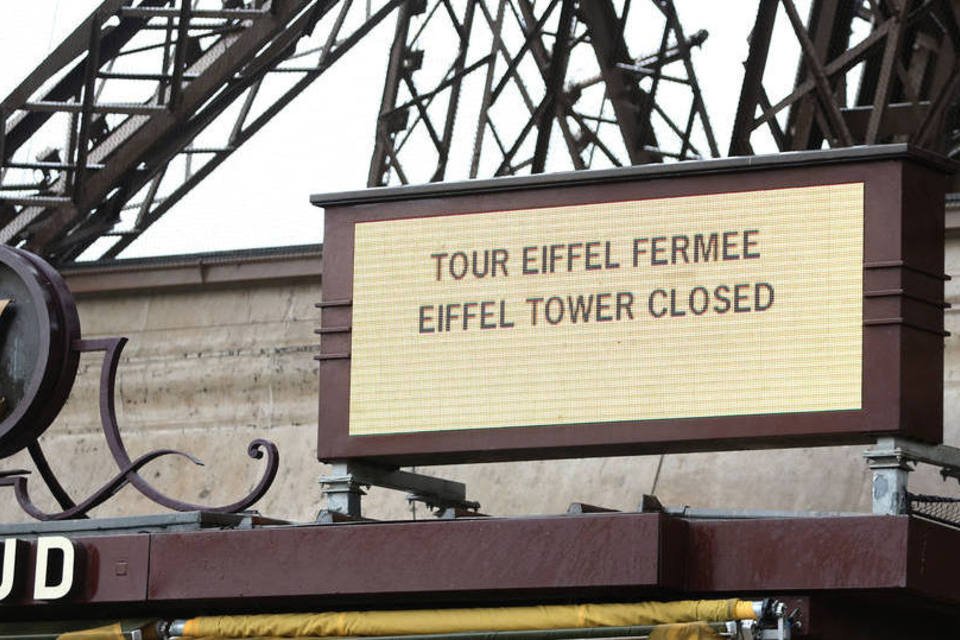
[57,623,125,640]
[182,600,756,638]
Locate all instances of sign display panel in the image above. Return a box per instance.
[349,183,864,436]
[316,149,948,464]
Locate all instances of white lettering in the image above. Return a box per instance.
[33,536,76,600]
[0,538,22,601]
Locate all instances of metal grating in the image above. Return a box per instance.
[908,492,960,528]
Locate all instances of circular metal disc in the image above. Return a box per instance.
[0,247,80,458]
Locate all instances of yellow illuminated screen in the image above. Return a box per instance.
[348,183,863,436]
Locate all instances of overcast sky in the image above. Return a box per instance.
[0,2,810,259]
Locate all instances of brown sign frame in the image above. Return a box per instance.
[312,145,950,466]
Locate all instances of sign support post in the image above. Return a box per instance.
[319,461,479,519]
[864,438,960,515]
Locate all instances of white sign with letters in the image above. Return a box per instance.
[0,535,78,601]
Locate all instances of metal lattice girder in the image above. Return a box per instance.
[367,0,718,187]
[0,0,407,264]
[730,0,960,157]
[1,0,717,262]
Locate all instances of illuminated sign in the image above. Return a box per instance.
[349,184,863,437]
[314,148,947,464]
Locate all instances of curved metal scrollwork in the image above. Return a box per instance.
[0,337,279,520]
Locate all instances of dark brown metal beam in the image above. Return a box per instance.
[5,512,960,623]
[515,0,584,170]
[2,0,717,261]
[750,22,893,134]
[433,1,478,181]
[730,0,778,155]
[781,0,854,147]
[168,0,193,111]
[656,0,718,158]
[578,0,660,164]
[863,0,910,144]
[147,513,672,605]
[368,1,415,187]
[784,0,855,149]
[72,12,104,204]
[732,0,960,155]
[97,0,404,262]
[0,0,169,167]
[531,0,575,174]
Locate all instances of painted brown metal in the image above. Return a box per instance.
[0,512,955,611]
[9,1,960,265]
[138,514,960,609]
[92,337,280,515]
[578,0,660,165]
[0,247,280,520]
[684,516,960,608]
[147,513,670,603]
[729,0,960,158]
[0,0,400,264]
[0,534,148,607]
[0,335,280,520]
[0,247,80,459]
[683,516,910,593]
[2,510,960,640]
[314,146,950,466]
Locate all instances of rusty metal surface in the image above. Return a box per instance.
[143,514,960,608]
[905,515,960,600]
[77,534,151,605]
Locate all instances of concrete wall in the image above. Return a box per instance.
[1,241,958,524]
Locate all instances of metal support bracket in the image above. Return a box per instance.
[729,599,792,640]
[0,337,279,520]
[319,460,479,520]
[863,437,960,515]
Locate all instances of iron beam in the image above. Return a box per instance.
[368,1,414,187]
[578,0,660,164]
[729,0,778,155]
[531,0,575,174]
[73,12,103,203]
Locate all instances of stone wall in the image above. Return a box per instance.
[0,240,957,524]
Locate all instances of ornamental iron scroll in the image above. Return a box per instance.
[0,246,278,520]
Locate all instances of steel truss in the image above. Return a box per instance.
[0,0,408,264]
[0,0,716,263]
[367,0,719,186]
[8,1,960,263]
[730,0,960,158]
